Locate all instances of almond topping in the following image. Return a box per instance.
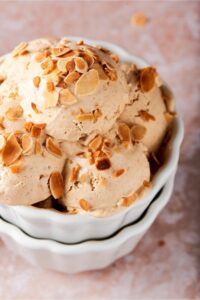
[0,135,6,151]
[33,76,41,88]
[59,89,77,106]
[40,57,54,74]
[92,63,108,80]
[95,157,111,170]
[164,111,175,123]
[35,141,42,155]
[46,81,54,92]
[12,41,28,57]
[9,161,22,174]
[51,46,70,57]
[69,164,81,182]
[138,110,155,121]
[80,52,94,68]
[35,50,50,63]
[31,125,42,138]
[131,124,147,140]
[102,63,118,81]
[76,113,94,122]
[88,135,103,152]
[49,172,64,199]
[5,105,23,121]
[31,102,42,114]
[1,134,22,166]
[118,123,131,142]
[46,137,62,157]
[79,198,91,211]
[43,89,59,108]
[140,67,156,92]
[112,169,125,177]
[75,69,99,96]
[24,122,33,132]
[45,72,60,85]
[110,53,119,63]
[64,71,80,85]
[143,180,151,188]
[74,57,88,73]
[21,134,34,154]
[122,193,138,207]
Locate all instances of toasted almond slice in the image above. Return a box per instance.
[95,156,111,170]
[12,41,28,57]
[46,80,54,92]
[51,46,70,57]
[31,102,42,114]
[102,62,118,81]
[24,122,33,132]
[34,123,46,129]
[143,180,151,188]
[31,125,42,138]
[75,69,99,96]
[9,161,22,174]
[0,135,6,151]
[131,124,147,140]
[88,135,103,152]
[59,88,77,106]
[33,76,41,88]
[140,67,156,92]
[69,164,81,182]
[45,72,60,85]
[1,134,22,166]
[112,169,125,177]
[49,172,64,199]
[57,58,68,72]
[122,193,138,207]
[35,140,42,155]
[35,50,50,63]
[21,134,34,154]
[5,105,23,121]
[92,63,108,80]
[118,123,131,142]
[43,89,59,108]
[79,198,91,211]
[74,57,88,73]
[164,111,175,123]
[110,53,119,63]
[138,110,155,121]
[80,51,94,68]
[64,71,80,85]
[40,57,54,74]
[46,137,62,157]
[65,59,75,73]
[76,113,94,121]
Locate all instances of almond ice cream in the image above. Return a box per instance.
[0,38,175,216]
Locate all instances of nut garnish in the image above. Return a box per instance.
[138,110,155,121]
[9,161,22,174]
[43,89,59,108]
[46,137,62,157]
[31,125,42,138]
[76,112,94,122]
[75,69,99,96]
[64,71,80,85]
[118,123,131,143]
[131,124,147,140]
[49,171,64,199]
[122,193,138,207]
[164,111,175,123]
[102,62,117,81]
[46,81,54,92]
[35,50,50,63]
[69,164,81,182]
[21,134,34,154]
[51,46,70,57]
[24,122,33,132]
[74,57,88,73]
[1,134,22,166]
[92,63,108,80]
[12,41,28,57]
[79,198,91,211]
[35,140,42,155]
[59,89,77,106]
[110,53,119,63]
[140,67,156,92]
[33,76,41,88]
[95,157,111,170]
[0,135,6,151]
[80,52,94,68]
[31,102,42,114]
[143,180,151,188]
[40,57,54,74]
[112,169,125,177]
[5,105,23,121]
[88,135,103,152]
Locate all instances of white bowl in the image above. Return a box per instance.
[0,37,184,244]
[0,177,174,273]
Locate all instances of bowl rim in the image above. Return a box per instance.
[1,37,184,223]
[0,176,174,252]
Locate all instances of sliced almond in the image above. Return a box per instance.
[57,58,68,72]
[35,50,50,63]
[92,63,108,80]
[31,125,42,138]
[79,198,91,211]
[0,135,6,151]
[46,80,54,92]
[110,53,119,63]
[12,41,28,57]
[118,123,131,142]
[1,134,22,166]
[64,71,80,85]
[5,105,23,121]
[33,76,41,88]
[122,193,138,207]
[74,57,88,73]
[43,89,59,108]
[69,164,81,182]
[9,161,22,174]
[76,113,94,122]
[46,137,62,157]
[102,62,118,81]
[138,110,155,121]
[49,172,64,199]
[40,57,54,74]
[24,122,33,132]
[31,102,42,114]
[164,111,175,123]
[80,51,94,68]
[21,134,34,154]
[131,124,147,140]
[35,140,42,155]
[59,89,77,106]
[143,180,151,188]
[140,67,156,92]
[51,46,70,57]
[75,69,99,96]
[112,169,125,177]
[88,135,103,152]
[45,72,60,85]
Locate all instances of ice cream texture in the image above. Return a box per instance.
[0,38,175,215]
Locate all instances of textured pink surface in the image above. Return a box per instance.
[0,1,200,299]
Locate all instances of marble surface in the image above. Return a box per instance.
[0,1,200,299]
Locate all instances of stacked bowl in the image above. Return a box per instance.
[0,37,184,273]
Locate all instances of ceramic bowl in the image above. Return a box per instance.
[0,37,184,243]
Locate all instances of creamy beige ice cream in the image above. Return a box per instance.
[0,38,175,216]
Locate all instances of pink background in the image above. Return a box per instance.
[0,1,199,299]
